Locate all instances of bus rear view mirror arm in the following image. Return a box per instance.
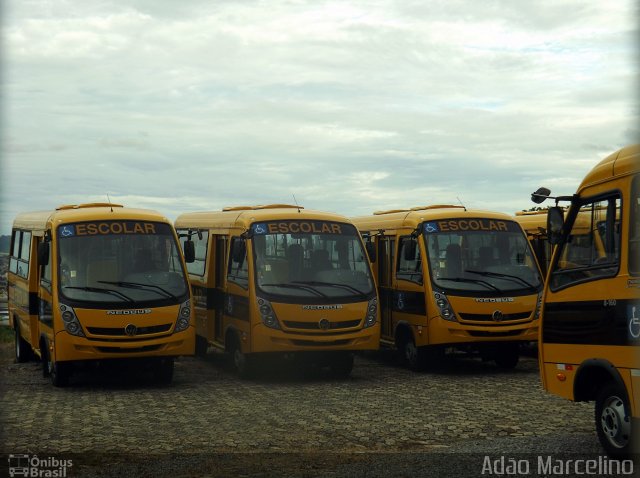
[531,187,575,205]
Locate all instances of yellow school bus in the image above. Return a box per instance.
[515,210,552,276]
[352,206,543,370]
[7,203,195,386]
[531,144,640,456]
[174,205,380,377]
[515,208,601,277]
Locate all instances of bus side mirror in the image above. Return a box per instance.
[183,240,195,263]
[365,241,376,262]
[404,239,417,260]
[37,242,49,266]
[547,207,564,245]
[531,187,551,204]
[232,239,246,263]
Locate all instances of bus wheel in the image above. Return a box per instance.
[154,358,174,385]
[40,339,70,387]
[596,384,632,456]
[48,356,70,387]
[401,335,426,371]
[195,335,208,357]
[14,324,33,363]
[41,340,50,378]
[229,337,254,378]
[494,344,519,369]
[50,361,70,388]
[329,352,354,378]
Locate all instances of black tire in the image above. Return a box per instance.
[195,335,208,357]
[495,344,519,369]
[41,340,50,378]
[15,324,33,363]
[41,338,70,387]
[595,384,633,456]
[50,360,71,388]
[154,358,174,385]
[400,333,427,371]
[329,352,354,378]
[228,336,254,378]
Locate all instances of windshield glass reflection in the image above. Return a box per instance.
[57,221,188,307]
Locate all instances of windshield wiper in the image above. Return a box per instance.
[437,277,501,292]
[260,283,329,298]
[293,281,366,296]
[98,280,177,300]
[465,270,536,289]
[62,286,134,303]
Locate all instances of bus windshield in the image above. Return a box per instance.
[250,220,375,301]
[57,221,189,307]
[423,218,542,294]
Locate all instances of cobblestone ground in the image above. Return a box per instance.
[0,343,602,477]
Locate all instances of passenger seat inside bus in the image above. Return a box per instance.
[287,244,304,281]
[311,249,332,271]
[478,246,495,270]
[444,244,462,277]
[86,260,119,286]
[261,260,288,284]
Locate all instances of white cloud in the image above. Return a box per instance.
[1,0,638,232]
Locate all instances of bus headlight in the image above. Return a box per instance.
[175,300,191,332]
[58,304,85,337]
[363,297,378,328]
[257,297,281,330]
[433,292,457,322]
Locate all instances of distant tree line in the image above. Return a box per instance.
[521,206,550,212]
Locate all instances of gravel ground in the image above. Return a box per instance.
[1,340,628,477]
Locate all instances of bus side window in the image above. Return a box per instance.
[551,196,620,290]
[14,230,32,279]
[186,230,208,276]
[630,174,640,276]
[397,236,422,284]
[40,240,52,293]
[9,230,20,274]
[227,237,248,287]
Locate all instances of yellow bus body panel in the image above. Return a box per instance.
[539,144,640,423]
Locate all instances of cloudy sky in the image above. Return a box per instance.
[1,0,638,234]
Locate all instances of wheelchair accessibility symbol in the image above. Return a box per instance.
[629,306,640,340]
[59,225,75,237]
[424,222,439,234]
[253,223,267,234]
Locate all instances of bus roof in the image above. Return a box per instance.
[175,205,353,231]
[352,205,516,232]
[12,204,170,232]
[579,144,640,192]
[514,210,548,236]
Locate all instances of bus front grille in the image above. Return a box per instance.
[458,312,531,323]
[87,324,173,337]
[467,330,524,337]
[283,319,361,330]
[290,339,351,347]
[95,345,163,353]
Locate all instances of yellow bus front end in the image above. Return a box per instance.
[43,213,194,385]
[177,209,380,377]
[248,300,379,353]
[354,207,543,370]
